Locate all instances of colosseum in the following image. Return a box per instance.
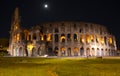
[8,8,117,57]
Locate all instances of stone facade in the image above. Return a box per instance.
[8,8,117,57]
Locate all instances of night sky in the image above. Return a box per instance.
[0,0,120,48]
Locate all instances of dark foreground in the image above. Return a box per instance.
[0,57,120,76]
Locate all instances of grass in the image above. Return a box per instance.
[0,57,120,76]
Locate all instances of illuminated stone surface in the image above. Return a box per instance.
[8,8,117,57]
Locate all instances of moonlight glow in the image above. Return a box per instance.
[44,4,48,8]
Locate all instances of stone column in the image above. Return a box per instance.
[94,34,97,56]
[58,47,61,56]
[65,47,68,56]
[71,48,74,56]
[78,48,80,56]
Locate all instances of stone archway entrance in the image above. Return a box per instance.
[91,48,95,56]
[16,48,18,56]
[67,48,71,56]
[48,47,53,56]
[38,47,42,56]
[32,47,37,56]
[14,47,18,56]
[105,49,107,56]
[19,47,23,56]
[97,48,100,56]
[80,47,84,56]
[61,47,66,56]
[54,47,59,56]
[101,49,104,56]
[86,48,90,56]
[74,47,78,56]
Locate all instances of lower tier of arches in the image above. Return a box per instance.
[10,46,116,57]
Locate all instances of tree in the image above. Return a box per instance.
[0,50,8,57]
[0,38,9,47]
[0,38,9,57]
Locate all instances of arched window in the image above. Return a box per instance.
[55,34,59,42]
[55,28,59,33]
[91,48,95,56]
[50,24,52,27]
[33,33,36,40]
[86,34,90,44]
[96,35,98,43]
[67,48,71,56]
[85,24,88,27]
[47,34,52,41]
[79,29,83,33]
[61,34,65,43]
[101,36,104,45]
[86,48,90,56]
[74,47,78,56]
[40,34,44,41]
[74,23,76,29]
[80,47,84,56]
[61,47,66,56]
[90,35,94,42]
[80,34,84,44]
[104,36,107,45]
[54,46,59,55]
[29,35,31,41]
[74,34,77,42]
[44,35,47,41]
[67,34,71,41]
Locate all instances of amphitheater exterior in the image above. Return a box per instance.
[8,8,117,57]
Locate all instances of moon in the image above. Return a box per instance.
[44,4,48,8]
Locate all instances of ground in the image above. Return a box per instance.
[0,57,120,76]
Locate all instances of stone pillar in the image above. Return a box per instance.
[11,46,14,56]
[94,34,97,56]
[83,33,87,56]
[78,33,80,43]
[106,36,108,47]
[71,48,74,56]
[58,47,61,56]
[84,47,87,56]
[78,48,80,56]
[27,48,31,57]
[13,48,15,56]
